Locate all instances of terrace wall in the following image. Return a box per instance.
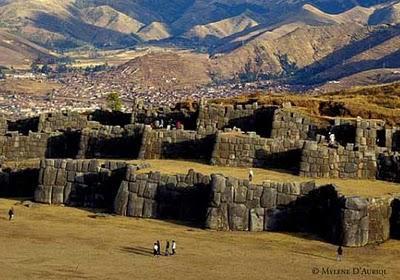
[210,132,304,168]
[138,127,215,160]
[34,159,149,209]
[299,141,377,179]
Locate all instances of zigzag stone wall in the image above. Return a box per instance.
[30,161,399,247]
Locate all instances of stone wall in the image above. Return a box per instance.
[0,116,7,135]
[341,196,392,247]
[34,159,148,209]
[114,169,211,222]
[355,118,385,149]
[32,163,398,247]
[38,111,88,133]
[138,127,215,160]
[77,124,145,159]
[0,131,83,161]
[271,109,323,140]
[300,141,377,179]
[0,162,40,197]
[205,174,394,246]
[205,174,321,232]
[0,132,50,160]
[7,117,39,135]
[196,103,277,136]
[211,132,304,168]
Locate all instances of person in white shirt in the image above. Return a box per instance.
[249,169,254,182]
[171,240,176,255]
[153,243,158,256]
[329,132,336,146]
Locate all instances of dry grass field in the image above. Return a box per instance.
[0,198,399,280]
[0,79,61,95]
[131,159,400,198]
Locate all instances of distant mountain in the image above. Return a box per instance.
[0,0,400,88]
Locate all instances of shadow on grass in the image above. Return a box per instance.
[120,246,154,257]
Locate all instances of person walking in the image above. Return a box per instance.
[171,240,176,255]
[157,240,161,256]
[248,169,254,182]
[8,207,14,221]
[336,246,343,261]
[153,243,158,257]
[165,240,170,256]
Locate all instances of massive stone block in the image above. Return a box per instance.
[341,197,369,247]
[228,204,249,231]
[34,185,52,204]
[250,208,264,232]
[205,205,229,230]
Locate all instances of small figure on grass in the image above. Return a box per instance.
[153,243,159,257]
[157,240,161,255]
[165,240,170,256]
[336,246,343,261]
[249,169,254,182]
[171,240,176,255]
[8,207,14,221]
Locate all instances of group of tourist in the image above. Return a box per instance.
[152,119,184,130]
[153,240,176,257]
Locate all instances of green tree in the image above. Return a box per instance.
[0,68,5,79]
[106,92,122,111]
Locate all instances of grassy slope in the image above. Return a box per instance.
[0,198,399,280]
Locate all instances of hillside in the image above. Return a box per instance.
[0,0,400,88]
[99,51,211,91]
[212,82,400,126]
[0,30,54,68]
